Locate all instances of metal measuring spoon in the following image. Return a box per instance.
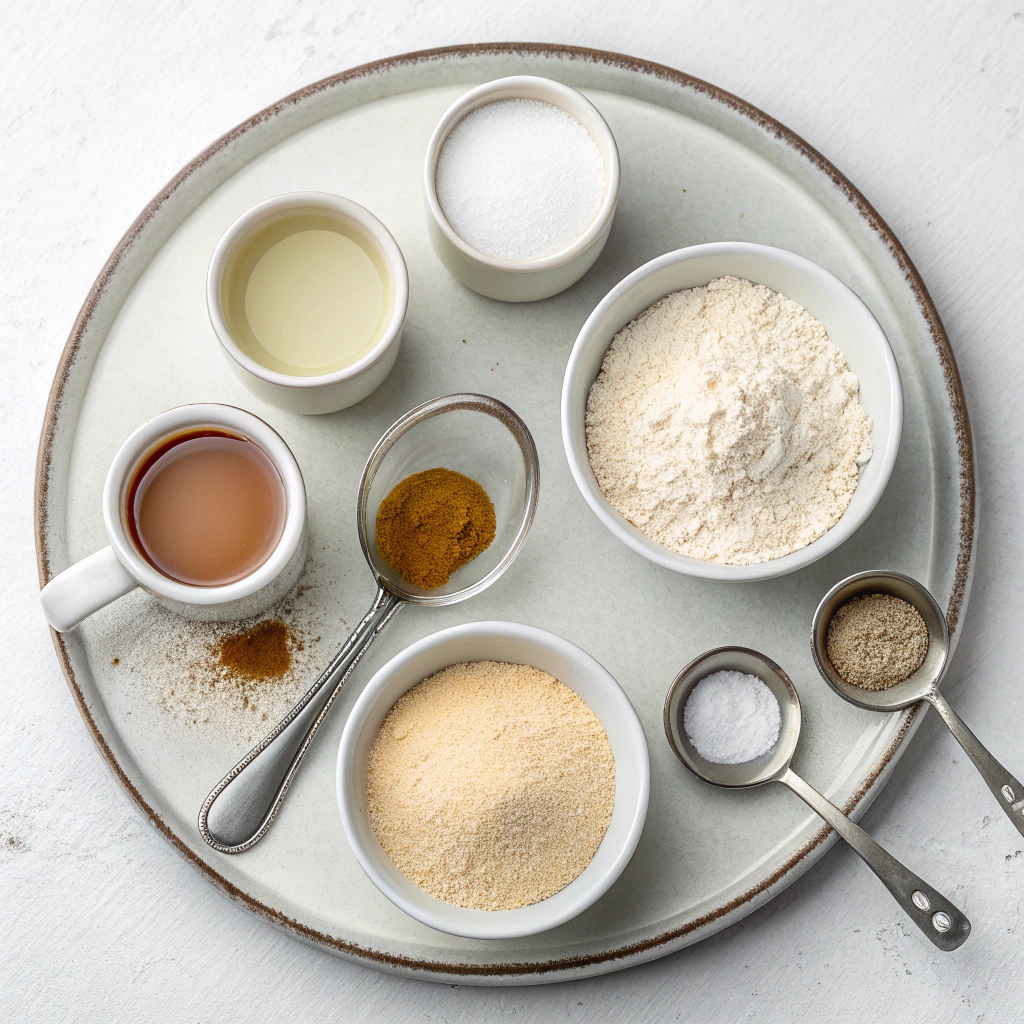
[812,570,1024,840]
[664,646,971,950]
[199,394,539,854]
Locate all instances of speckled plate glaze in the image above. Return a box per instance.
[35,44,975,985]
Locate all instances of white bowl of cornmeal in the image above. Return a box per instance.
[561,242,903,582]
[337,621,650,939]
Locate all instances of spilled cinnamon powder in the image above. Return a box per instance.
[217,619,292,680]
[89,569,332,745]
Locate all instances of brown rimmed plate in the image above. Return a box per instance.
[35,43,974,985]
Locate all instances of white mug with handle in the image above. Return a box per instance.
[40,404,307,632]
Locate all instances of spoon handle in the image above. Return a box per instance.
[778,768,970,950]
[926,691,1024,839]
[198,586,403,854]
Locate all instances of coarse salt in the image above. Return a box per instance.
[435,98,605,262]
[683,670,781,764]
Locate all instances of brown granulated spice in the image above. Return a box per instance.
[375,468,495,590]
[217,619,291,679]
[365,661,616,911]
[826,593,929,691]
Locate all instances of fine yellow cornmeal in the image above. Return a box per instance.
[365,661,616,911]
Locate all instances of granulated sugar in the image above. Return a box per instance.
[586,276,873,565]
[684,670,781,764]
[435,98,605,261]
[365,661,616,911]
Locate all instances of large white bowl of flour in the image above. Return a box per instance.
[561,242,902,581]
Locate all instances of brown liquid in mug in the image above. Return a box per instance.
[126,429,286,587]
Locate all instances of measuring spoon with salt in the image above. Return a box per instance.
[664,646,971,950]
[199,394,539,854]
[812,569,1024,840]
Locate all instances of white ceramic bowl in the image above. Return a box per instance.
[424,76,620,302]
[337,621,650,939]
[207,192,409,415]
[561,242,903,582]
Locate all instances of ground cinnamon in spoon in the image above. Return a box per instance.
[375,468,496,589]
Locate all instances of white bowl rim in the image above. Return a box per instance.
[336,620,650,939]
[423,76,621,274]
[560,241,904,582]
[206,191,410,390]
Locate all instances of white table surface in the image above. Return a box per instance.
[3,2,1022,1020]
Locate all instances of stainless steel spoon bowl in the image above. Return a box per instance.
[664,647,970,951]
[199,394,539,854]
[812,570,1024,840]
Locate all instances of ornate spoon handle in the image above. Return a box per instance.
[198,587,403,854]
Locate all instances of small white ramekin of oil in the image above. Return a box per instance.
[208,192,409,415]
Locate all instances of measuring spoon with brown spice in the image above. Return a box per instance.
[812,570,1024,841]
[199,394,539,854]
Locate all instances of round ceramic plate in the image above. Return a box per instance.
[35,44,975,985]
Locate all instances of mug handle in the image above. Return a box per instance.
[40,546,138,632]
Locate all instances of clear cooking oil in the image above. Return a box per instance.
[221,213,393,376]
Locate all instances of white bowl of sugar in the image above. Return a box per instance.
[561,242,904,582]
[337,621,649,939]
[424,76,620,302]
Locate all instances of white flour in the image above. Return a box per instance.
[585,276,872,565]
